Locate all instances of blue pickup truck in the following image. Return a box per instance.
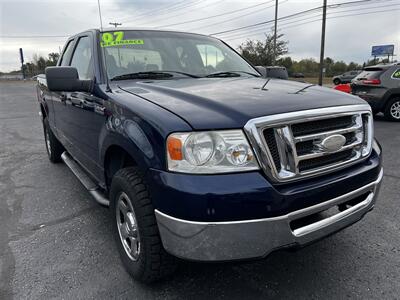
[37,29,383,283]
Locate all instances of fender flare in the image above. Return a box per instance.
[99,119,163,178]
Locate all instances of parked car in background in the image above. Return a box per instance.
[333,70,361,85]
[351,63,400,121]
[291,72,305,78]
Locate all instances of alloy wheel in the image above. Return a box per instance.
[116,192,141,261]
[390,101,400,120]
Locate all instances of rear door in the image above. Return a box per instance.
[390,68,400,87]
[343,72,355,82]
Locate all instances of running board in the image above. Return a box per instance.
[61,152,110,207]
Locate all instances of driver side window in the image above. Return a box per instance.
[70,36,94,80]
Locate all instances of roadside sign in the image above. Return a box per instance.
[371,45,394,56]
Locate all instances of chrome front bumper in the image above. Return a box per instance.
[155,168,383,262]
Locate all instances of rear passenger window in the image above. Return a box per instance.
[70,36,93,80]
[392,69,400,79]
[60,40,74,66]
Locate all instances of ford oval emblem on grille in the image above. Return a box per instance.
[318,134,346,152]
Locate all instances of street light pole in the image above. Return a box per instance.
[273,0,279,65]
[318,0,327,86]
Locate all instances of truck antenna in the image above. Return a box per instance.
[97,0,112,92]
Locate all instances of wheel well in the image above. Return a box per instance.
[384,94,400,109]
[104,145,137,189]
[389,94,400,101]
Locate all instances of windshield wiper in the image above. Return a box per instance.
[160,71,200,78]
[205,71,260,78]
[111,71,199,81]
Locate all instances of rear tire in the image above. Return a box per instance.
[110,167,177,283]
[43,118,64,163]
[384,97,400,122]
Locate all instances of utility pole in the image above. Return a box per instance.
[273,0,278,65]
[109,22,122,28]
[318,0,327,86]
[19,48,25,79]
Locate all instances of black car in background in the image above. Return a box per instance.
[333,70,362,85]
[291,72,305,78]
[351,63,400,121]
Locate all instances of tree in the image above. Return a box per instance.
[277,56,293,70]
[291,58,319,77]
[347,61,361,71]
[238,31,288,66]
[48,52,60,66]
[22,52,61,77]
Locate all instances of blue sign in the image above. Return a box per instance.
[371,45,394,56]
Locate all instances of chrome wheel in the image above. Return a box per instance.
[390,101,400,119]
[45,127,52,156]
[116,192,140,261]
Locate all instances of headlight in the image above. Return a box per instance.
[166,130,259,174]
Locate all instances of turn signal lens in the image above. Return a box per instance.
[167,136,183,160]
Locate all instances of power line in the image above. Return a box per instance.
[187,1,284,32]
[138,0,226,27]
[210,0,387,36]
[220,1,396,40]
[0,0,393,40]
[154,0,276,28]
[279,1,399,28]
[280,7,400,30]
[223,6,399,42]
[119,0,203,23]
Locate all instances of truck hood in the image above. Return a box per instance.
[118,77,366,130]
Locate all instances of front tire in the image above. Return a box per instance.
[333,78,341,85]
[110,167,176,283]
[43,118,64,163]
[384,97,400,121]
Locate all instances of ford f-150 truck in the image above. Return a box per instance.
[36,29,383,283]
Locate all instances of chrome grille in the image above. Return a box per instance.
[244,105,373,182]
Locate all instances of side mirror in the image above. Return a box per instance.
[45,66,93,92]
[255,66,267,78]
[255,66,289,80]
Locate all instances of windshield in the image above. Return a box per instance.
[100,30,259,80]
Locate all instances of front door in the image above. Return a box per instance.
[63,34,107,181]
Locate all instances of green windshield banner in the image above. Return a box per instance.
[100,32,144,47]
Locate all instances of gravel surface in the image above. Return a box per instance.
[0,81,399,299]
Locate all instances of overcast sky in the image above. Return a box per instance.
[0,0,399,72]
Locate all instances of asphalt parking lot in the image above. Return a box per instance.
[0,80,399,299]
